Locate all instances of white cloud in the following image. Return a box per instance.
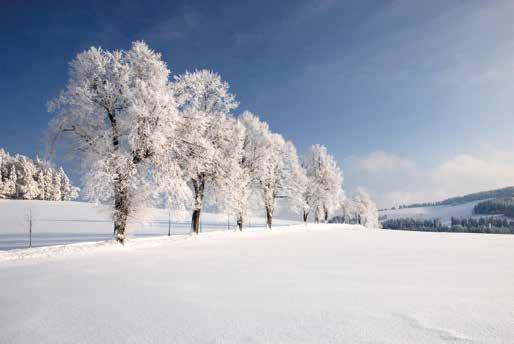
[348,150,514,208]
[358,151,415,172]
[141,5,201,42]
[435,154,514,196]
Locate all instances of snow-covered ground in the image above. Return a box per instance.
[379,200,491,224]
[1,225,513,343]
[0,200,299,250]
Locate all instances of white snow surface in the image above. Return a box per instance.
[1,225,513,343]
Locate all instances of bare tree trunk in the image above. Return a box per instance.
[303,210,308,223]
[113,175,129,244]
[265,205,273,229]
[191,175,205,234]
[324,207,328,223]
[108,110,130,244]
[191,208,201,234]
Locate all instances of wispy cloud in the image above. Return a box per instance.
[358,151,415,172]
[233,32,263,47]
[284,0,337,25]
[139,5,201,42]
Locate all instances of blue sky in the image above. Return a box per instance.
[2,0,514,207]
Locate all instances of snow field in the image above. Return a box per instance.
[0,225,513,343]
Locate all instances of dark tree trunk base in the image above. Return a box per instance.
[113,211,128,244]
[237,215,243,231]
[113,178,129,245]
[266,209,272,229]
[192,208,201,234]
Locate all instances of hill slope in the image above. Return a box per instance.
[399,186,514,209]
[379,201,485,224]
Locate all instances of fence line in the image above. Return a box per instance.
[1,212,299,250]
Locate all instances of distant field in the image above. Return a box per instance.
[0,200,299,250]
[379,200,494,225]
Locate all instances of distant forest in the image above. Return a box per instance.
[382,216,514,235]
[473,198,514,218]
[395,186,514,209]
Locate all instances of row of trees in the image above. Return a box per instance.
[0,149,78,201]
[329,188,379,228]
[397,202,439,209]
[381,218,444,231]
[381,216,514,234]
[48,41,351,243]
[450,216,514,229]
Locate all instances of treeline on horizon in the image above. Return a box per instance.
[382,216,514,235]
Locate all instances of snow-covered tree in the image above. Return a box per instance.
[36,170,46,200]
[215,112,258,231]
[43,169,54,201]
[58,167,79,201]
[48,41,185,243]
[352,188,379,228]
[212,119,249,231]
[51,172,62,201]
[239,112,290,229]
[0,151,5,197]
[4,166,17,198]
[281,141,308,220]
[302,144,343,223]
[17,156,40,200]
[339,199,356,224]
[172,69,239,234]
[0,149,77,201]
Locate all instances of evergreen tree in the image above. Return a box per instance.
[4,166,17,198]
[18,157,40,200]
[37,170,46,200]
[43,169,54,201]
[58,167,79,201]
[52,172,62,201]
[0,148,77,201]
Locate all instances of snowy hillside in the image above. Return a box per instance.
[0,200,299,250]
[379,200,489,224]
[1,226,513,343]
